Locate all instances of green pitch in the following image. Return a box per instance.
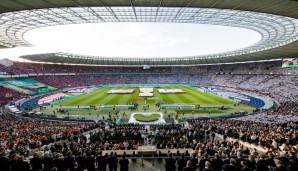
[58,85,233,107]
[39,85,254,118]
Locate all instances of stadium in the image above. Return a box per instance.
[0,0,297,171]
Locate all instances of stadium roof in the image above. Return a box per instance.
[2,0,298,66]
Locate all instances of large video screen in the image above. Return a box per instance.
[282,58,298,68]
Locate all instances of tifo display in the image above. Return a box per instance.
[68,88,91,94]
[38,93,68,105]
[158,89,185,94]
[106,89,134,94]
[139,87,154,97]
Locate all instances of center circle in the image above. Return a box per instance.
[133,113,161,122]
[23,23,262,58]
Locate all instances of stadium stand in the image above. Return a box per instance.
[1,0,298,170]
[0,61,297,171]
[0,86,26,104]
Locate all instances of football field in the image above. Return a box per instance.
[58,85,233,107]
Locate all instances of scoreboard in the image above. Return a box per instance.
[37,86,49,93]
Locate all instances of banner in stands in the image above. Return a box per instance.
[282,58,298,68]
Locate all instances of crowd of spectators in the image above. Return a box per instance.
[0,60,297,104]
[231,113,298,124]
[0,113,100,155]
[0,60,297,75]
[32,74,213,88]
[187,119,298,152]
[86,117,298,159]
[0,86,27,104]
[267,102,298,116]
[0,60,297,171]
[0,115,297,171]
[210,74,298,103]
[0,62,172,75]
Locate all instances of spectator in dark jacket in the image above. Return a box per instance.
[86,153,96,171]
[14,156,30,171]
[177,153,188,171]
[42,152,54,171]
[119,154,129,171]
[30,152,42,171]
[266,152,276,169]
[64,151,75,171]
[276,153,289,168]
[211,153,223,171]
[189,153,198,170]
[165,153,176,171]
[256,153,269,171]
[53,153,64,171]
[287,159,298,171]
[76,152,85,171]
[222,158,239,171]
[199,153,211,171]
[182,160,195,171]
[240,160,252,171]
[271,159,287,171]
[97,151,107,171]
[107,152,118,171]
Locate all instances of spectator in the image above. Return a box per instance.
[272,159,287,171]
[64,151,75,171]
[165,153,176,171]
[210,153,223,171]
[256,153,269,171]
[75,152,85,171]
[240,160,252,171]
[199,152,211,171]
[202,161,215,171]
[119,154,129,171]
[97,151,107,171]
[287,159,298,171]
[189,153,198,170]
[86,152,96,171]
[222,158,239,171]
[14,155,30,171]
[182,160,195,171]
[177,153,188,171]
[43,152,54,171]
[107,152,118,171]
[53,153,64,171]
[0,150,10,171]
[30,152,43,171]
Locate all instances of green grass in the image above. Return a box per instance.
[58,85,234,107]
[175,109,225,114]
[40,85,255,117]
[133,114,161,122]
[37,85,256,118]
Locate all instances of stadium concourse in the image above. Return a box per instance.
[0,60,297,171]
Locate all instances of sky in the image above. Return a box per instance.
[0,22,262,61]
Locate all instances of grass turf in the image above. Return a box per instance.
[58,85,234,107]
[133,114,161,122]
